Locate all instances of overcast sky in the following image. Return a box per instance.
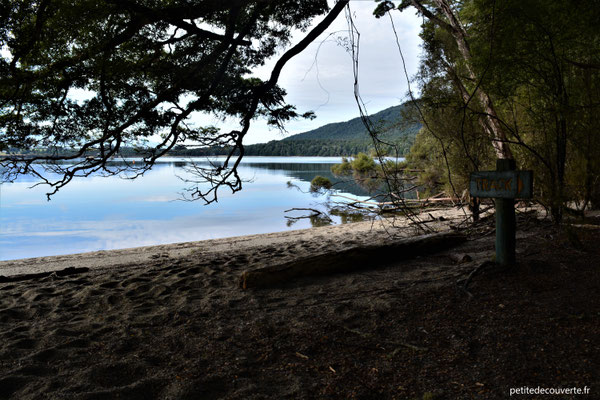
[199,1,424,145]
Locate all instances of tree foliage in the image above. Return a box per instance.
[330,152,408,195]
[398,0,600,221]
[0,0,348,201]
[309,175,332,192]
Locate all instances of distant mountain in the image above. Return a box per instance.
[172,102,421,157]
[283,103,417,142]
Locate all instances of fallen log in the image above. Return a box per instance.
[565,223,600,230]
[239,232,466,289]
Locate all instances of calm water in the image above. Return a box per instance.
[0,156,377,261]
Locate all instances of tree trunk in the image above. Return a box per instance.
[412,0,513,160]
[434,0,513,159]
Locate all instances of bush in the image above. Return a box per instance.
[310,175,333,192]
[331,157,352,176]
[351,152,376,174]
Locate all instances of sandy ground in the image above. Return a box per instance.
[4,205,596,400]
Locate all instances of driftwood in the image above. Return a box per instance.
[239,232,466,289]
[456,260,496,298]
[331,194,457,210]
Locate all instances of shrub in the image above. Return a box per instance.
[331,157,352,176]
[310,175,333,192]
[351,152,376,174]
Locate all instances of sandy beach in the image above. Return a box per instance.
[1,207,598,399]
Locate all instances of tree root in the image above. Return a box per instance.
[456,260,496,298]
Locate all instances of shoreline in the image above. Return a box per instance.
[0,207,468,277]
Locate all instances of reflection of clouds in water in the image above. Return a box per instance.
[5,200,47,207]
[1,158,369,260]
[17,230,94,237]
[126,195,178,203]
[1,212,296,260]
[3,162,323,206]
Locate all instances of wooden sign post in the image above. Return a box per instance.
[470,159,533,266]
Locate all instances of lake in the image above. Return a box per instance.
[0,156,384,261]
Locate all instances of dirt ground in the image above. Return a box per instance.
[0,213,598,399]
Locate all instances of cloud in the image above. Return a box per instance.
[189,1,423,144]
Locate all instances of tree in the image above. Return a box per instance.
[381,0,600,222]
[470,0,600,221]
[375,0,513,161]
[0,0,349,202]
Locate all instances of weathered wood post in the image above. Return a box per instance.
[470,161,533,267]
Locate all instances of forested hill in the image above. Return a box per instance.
[283,104,414,142]
[171,103,421,157]
[243,103,420,156]
[14,104,420,158]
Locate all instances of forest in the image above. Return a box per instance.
[169,138,405,157]
[375,0,600,224]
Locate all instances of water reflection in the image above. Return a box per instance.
[0,157,373,261]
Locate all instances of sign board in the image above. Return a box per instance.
[470,170,533,199]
